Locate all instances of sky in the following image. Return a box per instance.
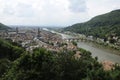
[0,0,120,26]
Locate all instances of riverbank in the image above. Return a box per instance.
[62,31,120,56]
[80,40,120,56]
[77,41,120,64]
[45,28,120,64]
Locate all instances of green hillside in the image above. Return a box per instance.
[0,23,10,30]
[64,9,120,38]
[0,38,24,78]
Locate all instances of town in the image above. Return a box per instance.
[0,27,77,53]
[63,31,120,52]
[0,27,120,71]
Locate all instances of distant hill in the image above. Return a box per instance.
[0,23,10,30]
[64,9,120,38]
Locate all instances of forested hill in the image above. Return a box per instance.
[0,23,10,30]
[64,9,120,38]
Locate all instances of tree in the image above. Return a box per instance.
[1,47,120,80]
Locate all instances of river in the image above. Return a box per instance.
[77,42,120,63]
[44,28,120,64]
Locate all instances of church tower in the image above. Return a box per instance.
[37,28,41,37]
[16,27,18,34]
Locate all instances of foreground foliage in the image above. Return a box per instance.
[0,39,24,78]
[0,39,120,80]
[1,50,120,80]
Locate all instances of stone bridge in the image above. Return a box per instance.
[63,37,81,42]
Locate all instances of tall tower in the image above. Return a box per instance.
[16,27,18,34]
[37,28,41,37]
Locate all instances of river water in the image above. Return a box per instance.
[77,42,120,63]
[44,28,120,64]
[62,33,120,63]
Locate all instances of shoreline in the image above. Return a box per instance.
[82,41,120,56]
[77,41,120,64]
[77,41,120,56]
[62,32,120,56]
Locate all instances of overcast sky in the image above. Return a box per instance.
[0,0,120,26]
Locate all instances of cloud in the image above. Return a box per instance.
[69,0,87,13]
[0,0,120,26]
[2,1,34,17]
[86,0,120,17]
[15,3,34,17]
[3,6,14,15]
